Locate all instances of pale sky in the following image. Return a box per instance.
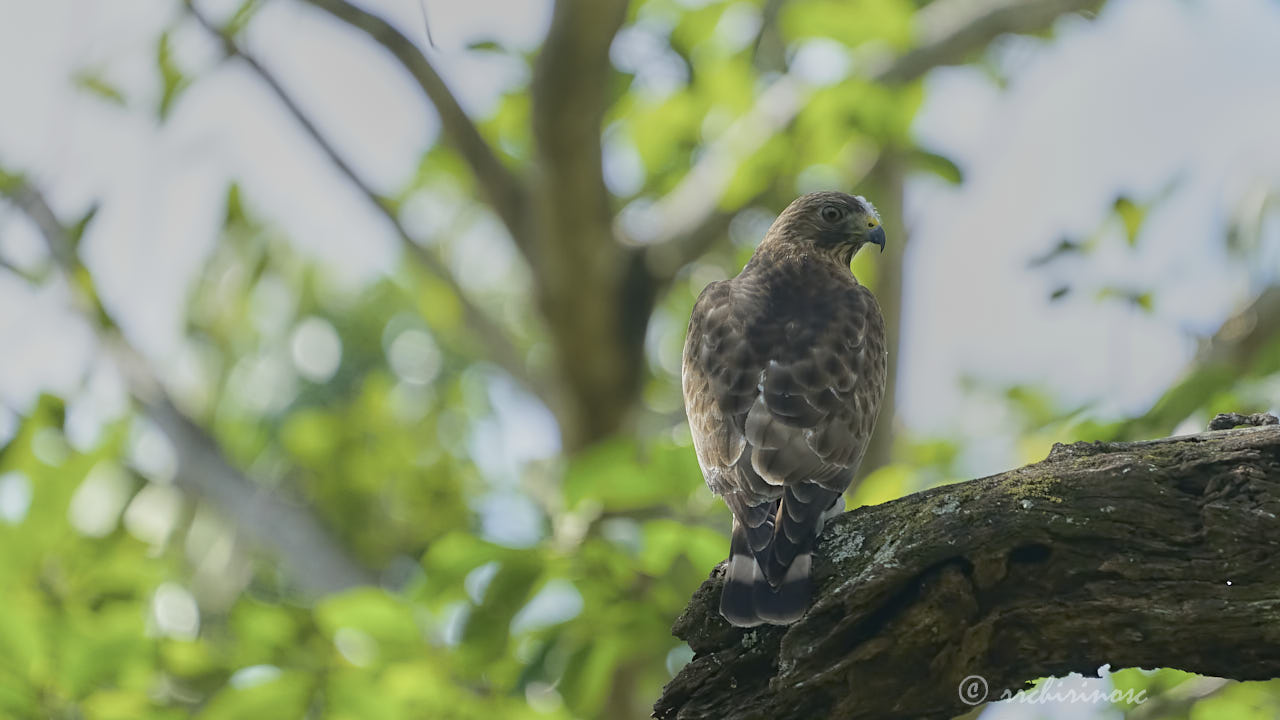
[904,0,1280,470]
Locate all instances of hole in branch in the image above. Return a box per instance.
[1008,543,1052,565]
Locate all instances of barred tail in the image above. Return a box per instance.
[720,487,845,627]
[752,549,811,625]
[720,519,765,627]
[720,518,813,627]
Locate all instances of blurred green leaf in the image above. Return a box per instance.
[781,0,915,49]
[224,182,250,230]
[73,71,126,106]
[563,438,697,511]
[228,600,303,665]
[639,519,723,576]
[81,689,174,720]
[197,670,311,720]
[226,0,264,37]
[1113,195,1146,246]
[316,588,421,661]
[1029,237,1087,267]
[59,604,150,698]
[909,148,963,184]
[156,32,190,121]
[1096,286,1154,312]
[558,636,623,717]
[279,409,341,467]
[850,463,910,508]
[466,39,505,53]
[459,556,543,664]
[67,204,100,252]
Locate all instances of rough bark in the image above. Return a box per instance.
[655,418,1280,720]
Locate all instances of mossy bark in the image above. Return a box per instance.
[656,421,1280,720]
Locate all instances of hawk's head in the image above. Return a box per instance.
[766,191,885,262]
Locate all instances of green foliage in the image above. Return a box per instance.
[224,0,265,38]
[562,438,698,511]
[155,31,190,122]
[72,71,127,107]
[909,148,964,185]
[781,0,915,50]
[0,398,167,719]
[1113,195,1146,247]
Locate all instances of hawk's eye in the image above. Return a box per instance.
[820,205,844,224]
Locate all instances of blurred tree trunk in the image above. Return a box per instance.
[529,0,642,451]
[859,152,907,479]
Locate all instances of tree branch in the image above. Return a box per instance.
[295,0,533,252]
[879,0,1104,84]
[186,2,544,400]
[519,0,644,450]
[526,0,629,285]
[1120,285,1280,439]
[640,205,742,288]
[639,75,804,277]
[640,0,1105,279]
[0,171,376,595]
[656,419,1280,720]
[530,0,628,245]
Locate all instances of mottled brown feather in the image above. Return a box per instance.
[682,191,888,625]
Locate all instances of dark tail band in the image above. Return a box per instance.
[720,518,813,627]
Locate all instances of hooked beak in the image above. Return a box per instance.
[866,224,886,253]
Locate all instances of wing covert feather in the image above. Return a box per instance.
[684,265,886,589]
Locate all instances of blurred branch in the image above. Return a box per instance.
[657,421,1280,719]
[640,205,743,288]
[295,0,532,253]
[186,2,545,401]
[0,171,376,595]
[525,0,628,311]
[750,0,789,73]
[857,153,906,478]
[639,75,804,279]
[520,0,646,450]
[639,0,1104,278]
[0,253,43,285]
[878,0,1103,83]
[1120,285,1280,439]
[531,0,629,248]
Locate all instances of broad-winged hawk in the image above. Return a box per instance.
[682,191,888,626]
